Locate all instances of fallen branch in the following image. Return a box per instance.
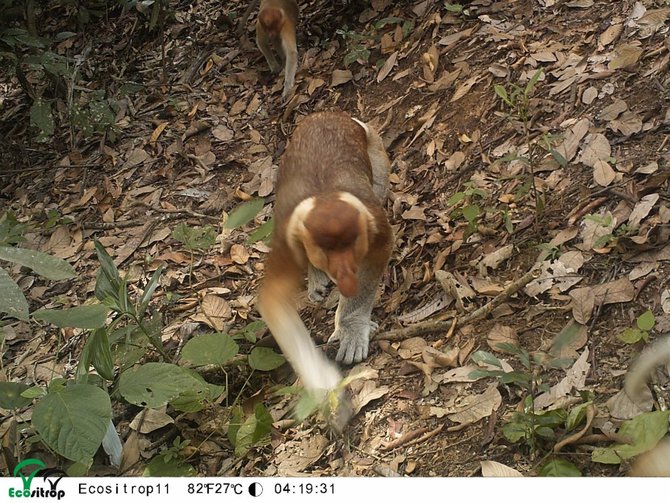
[381,426,431,451]
[376,266,540,342]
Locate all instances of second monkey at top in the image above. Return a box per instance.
[256,0,299,100]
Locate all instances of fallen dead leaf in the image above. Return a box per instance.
[129,408,174,434]
[331,69,353,87]
[608,44,644,70]
[446,384,502,426]
[593,159,616,186]
[481,460,523,477]
[534,349,590,409]
[592,278,635,305]
[486,324,518,353]
[628,193,659,230]
[351,380,390,416]
[569,287,595,324]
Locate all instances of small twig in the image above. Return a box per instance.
[381,426,431,451]
[402,424,444,449]
[567,196,608,225]
[377,266,540,342]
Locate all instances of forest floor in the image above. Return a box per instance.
[1,0,670,477]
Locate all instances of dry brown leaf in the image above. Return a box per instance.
[609,44,643,70]
[129,408,174,434]
[607,389,651,420]
[307,78,325,95]
[593,159,616,187]
[230,244,250,264]
[661,289,670,314]
[609,110,643,136]
[599,23,623,47]
[444,151,465,171]
[376,51,398,83]
[481,461,523,477]
[534,349,590,409]
[599,99,627,121]
[436,365,482,383]
[579,133,611,168]
[331,69,353,87]
[275,435,329,476]
[192,294,232,331]
[582,86,598,104]
[591,278,635,305]
[450,75,479,102]
[569,287,594,324]
[397,294,451,324]
[212,125,233,141]
[401,205,426,220]
[549,320,588,359]
[555,118,590,162]
[351,381,390,415]
[628,193,659,230]
[447,384,502,425]
[487,324,518,353]
[478,244,513,274]
[398,337,428,359]
[422,346,458,368]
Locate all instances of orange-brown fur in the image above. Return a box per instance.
[257,111,392,398]
[255,0,299,99]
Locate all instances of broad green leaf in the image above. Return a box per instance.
[550,320,585,356]
[566,401,592,431]
[0,246,75,280]
[94,240,123,309]
[144,456,196,476]
[447,192,465,206]
[170,369,224,412]
[172,223,216,251]
[118,363,207,408]
[234,403,273,457]
[293,391,320,422]
[89,328,114,381]
[138,266,163,319]
[233,320,266,343]
[540,459,581,477]
[32,384,111,464]
[248,347,286,371]
[30,99,54,139]
[228,405,244,446]
[0,267,29,320]
[525,69,543,95]
[33,304,109,329]
[247,218,274,244]
[494,84,511,105]
[502,421,528,443]
[181,333,239,366]
[619,327,644,344]
[21,387,47,399]
[225,199,265,230]
[470,350,503,368]
[592,411,670,464]
[462,204,480,223]
[0,382,32,409]
[344,46,370,66]
[636,310,655,331]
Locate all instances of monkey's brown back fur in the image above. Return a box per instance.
[274,112,377,230]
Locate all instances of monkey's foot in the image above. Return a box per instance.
[329,322,371,365]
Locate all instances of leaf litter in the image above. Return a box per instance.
[1,0,670,478]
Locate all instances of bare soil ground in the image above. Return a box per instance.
[1,0,669,477]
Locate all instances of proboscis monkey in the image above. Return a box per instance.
[257,111,393,396]
[255,0,299,100]
[624,334,670,476]
[624,334,670,401]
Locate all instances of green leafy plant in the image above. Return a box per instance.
[592,411,670,464]
[494,70,562,225]
[336,27,372,67]
[470,343,590,455]
[619,310,654,344]
[447,182,487,238]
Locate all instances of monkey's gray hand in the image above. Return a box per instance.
[329,320,376,365]
[307,266,330,303]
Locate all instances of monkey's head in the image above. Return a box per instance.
[289,193,373,297]
[258,7,285,37]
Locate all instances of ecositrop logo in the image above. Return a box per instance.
[9,458,66,500]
